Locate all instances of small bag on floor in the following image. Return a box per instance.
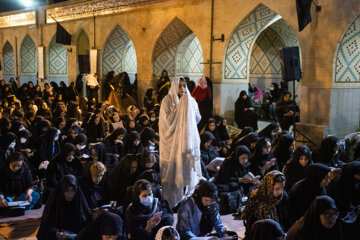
[219,189,243,215]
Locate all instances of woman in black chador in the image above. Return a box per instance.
[235,90,258,130]
[37,175,91,240]
[276,91,298,131]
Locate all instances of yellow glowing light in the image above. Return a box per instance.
[20,0,34,7]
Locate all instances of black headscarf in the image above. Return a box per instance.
[287,196,343,240]
[284,145,312,192]
[90,142,107,163]
[313,136,339,167]
[37,175,91,240]
[76,211,124,240]
[247,219,285,240]
[140,127,157,148]
[258,123,279,141]
[214,118,229,143]
[122,131,144,157]
[200,131,215,149]
[273,133,295,170]
[106,154,140,203]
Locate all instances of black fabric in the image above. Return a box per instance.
[246,219,285,240]
[258,123,279,141]
[219,189,243,214]
[287,196,343,240]
[273,133,295,171]
[327,161,360,216]
[106,154,140,204]
[78,162,106,210]
[296,0,312,32]
[103,127,127,154]
[37,127,60,163]
[216,145,251,189]
[288,163,331,226]
[85,115,105,143]
[284,145,312,192]
[56,22,72,45]
[125,197,173,240]
[121,131,144,157]
[249,139,277,177]
[90,143,106,163]
[37,175,91,240]
[214,120,229,144]
[276,93,297,131]
[234,91,258,130]
[46,143,82,189]
[76,211,124,240]
[0,162,33,197]
[312,136,340,167]
[0,132,17,167]
[140,127,156,148]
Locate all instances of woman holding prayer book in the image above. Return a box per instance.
[215,145,260,195]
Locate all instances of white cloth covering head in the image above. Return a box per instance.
[159,77,202,207]
[85,74,99,87]
[155,226,180,240]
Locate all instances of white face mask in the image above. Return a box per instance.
[20,138,27,144]
[114,139,123,144]
[9,141,16,149]
[140,194,153,207]
[76,144,86,150]
[19,126,25,132]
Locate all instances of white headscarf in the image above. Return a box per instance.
[155,226,180,240]
[159,77,202,207]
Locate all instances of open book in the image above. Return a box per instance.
[206,157,225,170]
[7,201,30,207]
[242,172,260,181]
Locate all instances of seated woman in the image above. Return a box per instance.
[46,143,83,191]
[230,132,259,157]
[0,152,40,214]
[200,131,219,179]
[214,117,230,146]
[125,179,174,240]
[76,211,125,240]
[276,91,298,131]
[288,163,331,226]
[37,175,91,240]
[286,196,343,240]
[85,114,106,143]
[273,134,295,171]
[109,112,125,133]
[140,127,158,151]
[312,136,342,168]
[216,145,260,195]
[200,118,216,136]
[74,134,91,166]
[241,171,285,237]
[106,154,140,205]
[138,149,159,174]
[121,131,144,158]
[327,161,360,217]
[176,180,226,240]
[103,127,127,156]
[249,137,277,178]
[143,88,158,112]
[258,123,280,143]
[246,219,286,240]
[235,90,258,130]
[0,132,18,167]
[78,161,107,210]
[36,127,61,166]
[283,145,312,192]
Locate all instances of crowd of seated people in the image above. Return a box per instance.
[0,73,360,240]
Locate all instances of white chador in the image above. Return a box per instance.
[159,78,202,207]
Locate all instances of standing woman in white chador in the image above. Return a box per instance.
[159,77,202,207]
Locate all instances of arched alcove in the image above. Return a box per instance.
[48,35,68,84]
[152,17,204,80]
[220,4,301,121]
[2,41,15,83]
[20,35,37,85]
[175,33,204,81]
[102,25,137,79]
[77,30,90,74]
[329,14,360,135]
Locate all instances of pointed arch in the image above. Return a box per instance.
[102,25,136,77]
[2,41,15,82]
[122,41,137,83]
[48,35,68,83]
[334,15,360,83]
[152,17,195,78]
[20,35,37,84]
[77,30,90,55]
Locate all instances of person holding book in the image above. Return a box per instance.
[215,145,260,195]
